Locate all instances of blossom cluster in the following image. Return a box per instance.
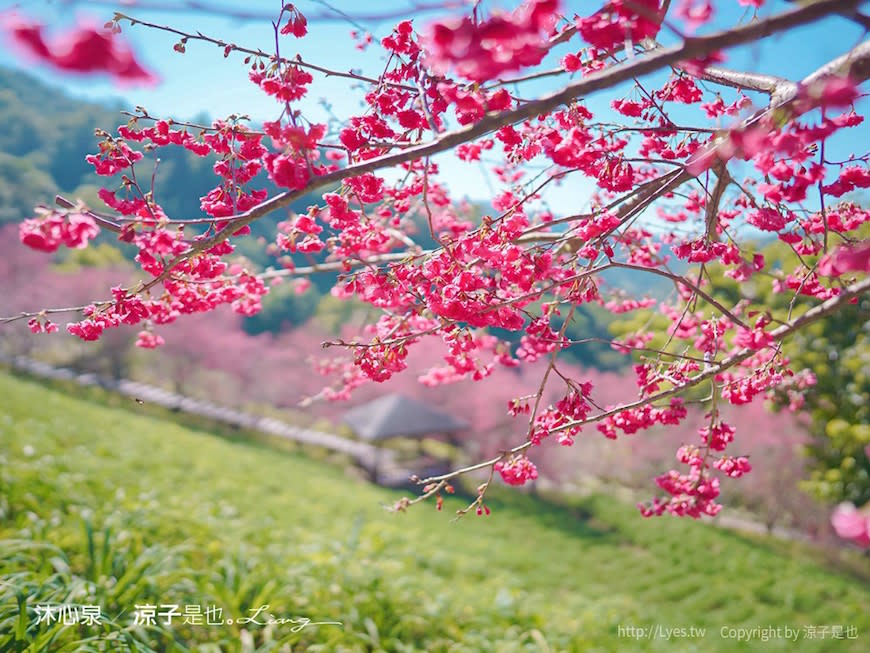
[421,0,559,82]
[831,503,870,548]
[639,417,752,519]
[3,13,156,83]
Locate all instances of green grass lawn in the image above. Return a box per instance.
[1,370,868,652]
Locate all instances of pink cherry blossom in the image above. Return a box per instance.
[831,503,870,548]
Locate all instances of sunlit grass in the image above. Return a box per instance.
[1,371,868,652]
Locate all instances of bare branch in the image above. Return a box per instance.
[114,13,418,92]
[608,262,749,329]
[704,161,730,242]
[694,66,793,95]
[60,0,461,24]
[55,195,123,234]
[260,252,423,280]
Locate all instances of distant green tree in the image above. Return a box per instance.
[557,303,630,370]
[0,153,56,222]
[313,293,369,334]
[748,236,870,506]
[0,68,222,227]
[788,294,869,505]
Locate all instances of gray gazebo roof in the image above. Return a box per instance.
[342,393,469,441]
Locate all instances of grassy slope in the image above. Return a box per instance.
[0,371,868,652]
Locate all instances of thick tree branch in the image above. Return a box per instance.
[764,37,870,114]
[785,0,870,32]
[693,66,793,94]
[704,161,730,242]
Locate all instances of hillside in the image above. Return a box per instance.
[0,66,217,224]
[1,371,867,652]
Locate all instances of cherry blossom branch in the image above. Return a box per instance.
[260,252,427,280]
[113,13,418,92]
[760,38,870,120]
[61,1,461,24]
[0,305,104,325]
[416,276,870,486]
[320,264,613,351]
[553,276,870,435]
[569,338,712,364]
[0,248,419,322]
[526,304,577,440]
[120,108,265,136]
[602,36,870,240]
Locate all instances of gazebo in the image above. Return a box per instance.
[342,393,469,486]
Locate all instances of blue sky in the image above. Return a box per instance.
[1,1,868,213]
